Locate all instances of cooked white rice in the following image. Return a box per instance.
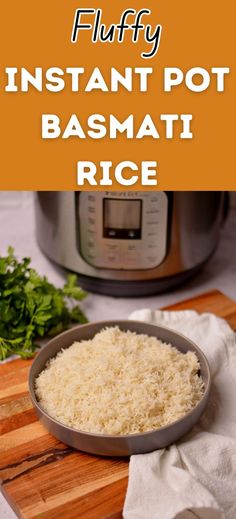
[35,327,204,435]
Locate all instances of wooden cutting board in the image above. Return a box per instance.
[1,290,236,519]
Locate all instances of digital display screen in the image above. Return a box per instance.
[103,199,142,239]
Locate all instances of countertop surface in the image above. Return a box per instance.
[0,194,236,519]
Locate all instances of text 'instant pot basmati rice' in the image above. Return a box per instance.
[35,327,204,435]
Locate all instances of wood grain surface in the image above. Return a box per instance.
[0,290,236,519]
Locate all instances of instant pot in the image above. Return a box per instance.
[35,192,227,296]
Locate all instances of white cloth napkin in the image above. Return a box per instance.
[123,309,236,519]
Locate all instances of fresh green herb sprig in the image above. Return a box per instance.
[0,247,88,360]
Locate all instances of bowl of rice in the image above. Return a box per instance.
[29,320,211,456]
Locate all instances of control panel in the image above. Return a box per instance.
[77,192,168,270]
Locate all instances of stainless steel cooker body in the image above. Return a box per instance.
[35,192,225,296]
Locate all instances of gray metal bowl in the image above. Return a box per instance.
[29,320,211,457]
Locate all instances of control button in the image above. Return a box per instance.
[127,244,137,251]
[126,257,138,268]
[126,250,140,266]
[86,253,96,261]
[128,230,135,238]
[105,243,119,252]
[106,253,120,266]
[127,251,138,259]
[103,249,121,266]
[147,255,158,263]
[88,206,95,214]
[107,229,116,237]
[147,244,158,249]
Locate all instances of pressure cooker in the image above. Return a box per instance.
[35,192,227,296]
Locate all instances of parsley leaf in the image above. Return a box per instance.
[0,247,88,359]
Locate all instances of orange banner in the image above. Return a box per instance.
[0,1,235,190]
